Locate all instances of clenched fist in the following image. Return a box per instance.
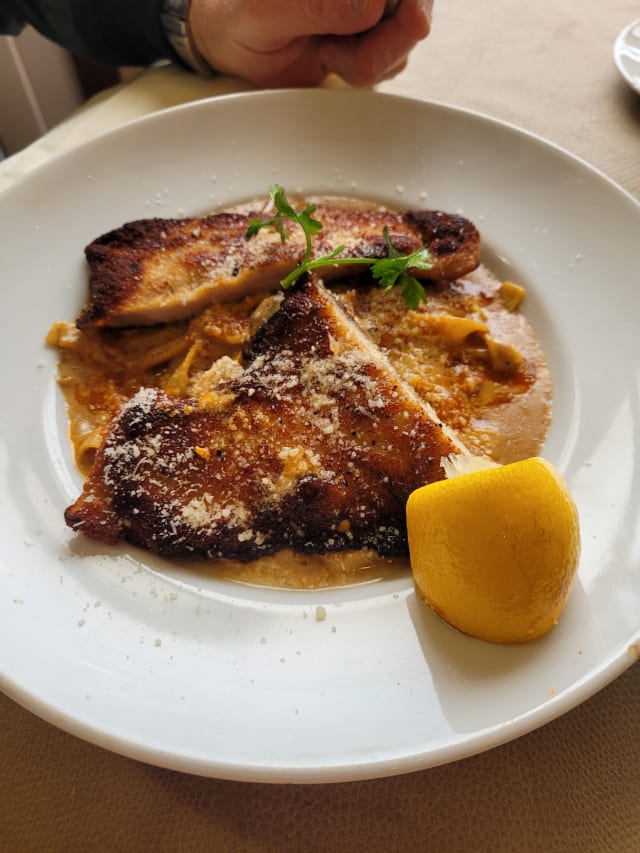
[188,0,434,87]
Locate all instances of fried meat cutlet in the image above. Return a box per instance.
[78,203,480,328]
[65,278,467,560]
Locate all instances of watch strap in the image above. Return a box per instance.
[160,0,213,76]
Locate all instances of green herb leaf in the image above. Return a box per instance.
[400,275,428,310]
[245,184,322,261]
[370,227,432,302]
[271,185,322,238]
[245,186,432,309]
[269,184,298,220]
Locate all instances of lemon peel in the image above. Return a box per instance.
[407,456,580,643]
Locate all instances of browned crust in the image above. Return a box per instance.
[65,278,465,560]
[78,205,480,329]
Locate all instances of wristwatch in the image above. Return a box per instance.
[160,0,213,76]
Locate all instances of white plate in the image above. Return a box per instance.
[614,18,640,93]
[1,90,639,783]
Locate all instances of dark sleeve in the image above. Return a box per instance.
[0,0,177,67]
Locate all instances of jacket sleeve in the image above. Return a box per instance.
[0,0,177,67]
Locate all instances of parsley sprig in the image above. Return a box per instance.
[245,185,432,309]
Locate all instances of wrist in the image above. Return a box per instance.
[160,0,213,75]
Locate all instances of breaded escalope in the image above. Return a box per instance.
[78,203,480,328]
[65,277,467,560]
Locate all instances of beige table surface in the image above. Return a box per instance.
[2,1,639,850]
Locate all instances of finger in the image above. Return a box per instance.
[208,34,328,88]
[380,56,408,81]
[264,0,389,39]
[247,38,329,87]
[318,0,432,86]
[225,0,391,50]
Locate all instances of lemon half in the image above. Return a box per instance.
[407,457,580,643]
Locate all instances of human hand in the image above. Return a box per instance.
[188,0,433,88]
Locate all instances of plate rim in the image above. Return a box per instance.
[613,17,640,94]
[2,86,639,208]
[2,629,638,783]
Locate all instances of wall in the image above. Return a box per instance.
[0,27,84,156]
